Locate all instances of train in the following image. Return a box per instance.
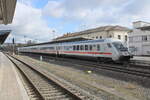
[18,38,133,63]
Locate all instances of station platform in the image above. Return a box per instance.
[0,52,29,100]
[132,56,150,62]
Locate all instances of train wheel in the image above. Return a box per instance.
[123,61,130,67]
[97,57,104,64]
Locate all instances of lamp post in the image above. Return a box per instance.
[12,37,15,55]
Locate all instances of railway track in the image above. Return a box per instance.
[26,54,150,78]
[130,60,150,69]
[7,55,97,100]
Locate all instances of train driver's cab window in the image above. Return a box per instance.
[85,45,88,50]
[112,42,128,51]
[107,43,112,48]
[97,44,100,51]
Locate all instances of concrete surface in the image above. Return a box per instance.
[0,52,29,100]
[132,56,150,61]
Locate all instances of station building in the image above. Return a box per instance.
[54,25,131,45]
[129,21,150,56]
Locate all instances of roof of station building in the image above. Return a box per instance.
[21,37,93,47]
[55,25,131,40]
[0,0,17,24]
[0,30,11,44]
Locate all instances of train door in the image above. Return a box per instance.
[92,44,97,57]
[56,46,59,56]
[105,43,112,58]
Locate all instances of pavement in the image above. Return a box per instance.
[132,56,150,62]
[0,52,29,100]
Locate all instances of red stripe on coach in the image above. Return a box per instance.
[63,51,112,55]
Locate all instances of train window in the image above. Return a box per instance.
[80,45,84,50]
[92,45,96,51]
[48,47,54,50]
[97,44,100,51]
[65,46,71,50]
[85,45,88,50]
[58,46,61,50]
[107,43,112,48]
[63,46,65,50]
[73,45,76,50]
[93,45,96,47]
[64,46,68,50]
[77,45,79,50]
[69,46,72,50]
[89,45,92,50]
[61,46,63,50]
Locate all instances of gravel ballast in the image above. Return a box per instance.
[16,55,150,100]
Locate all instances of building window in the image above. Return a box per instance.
[109,35,112,38]
[96,36,98,39]
[118,35,121,39]
[142,36,147,41]
[125,35,127,41]
[99,36,102,39]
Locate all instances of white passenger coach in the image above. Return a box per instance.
[18,38,133,63]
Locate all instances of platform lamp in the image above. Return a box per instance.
[12,37,15,55]
[52,30,58,59]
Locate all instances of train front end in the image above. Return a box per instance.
[112,41,133,62]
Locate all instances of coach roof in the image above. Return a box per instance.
[60,38,120,45]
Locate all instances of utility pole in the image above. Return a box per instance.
[24,35,26,44]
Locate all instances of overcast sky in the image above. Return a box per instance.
[1,0,150,43]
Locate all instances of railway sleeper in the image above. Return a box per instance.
[43,93,67,97]
[44,95,69,100]
[38,88,59,91]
